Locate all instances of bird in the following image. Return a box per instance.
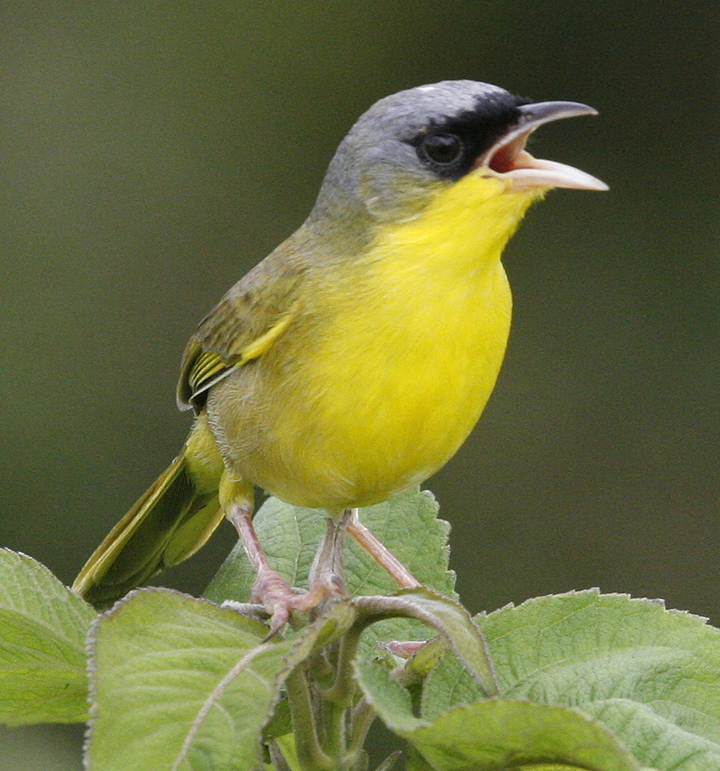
[72,80,607,629]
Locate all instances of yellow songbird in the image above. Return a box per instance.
[73,80,606,627]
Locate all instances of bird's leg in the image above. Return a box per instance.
[226,504,350,634]
[345,508,421,588]
[306,510,351,608]
[346,510,427,662]
[226,503,301,632]
[226,497,420,632]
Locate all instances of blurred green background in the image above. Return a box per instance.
[1,1,718,767]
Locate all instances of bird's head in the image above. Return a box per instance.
[311,80,607,235]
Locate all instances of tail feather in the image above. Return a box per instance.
[72,421,225,608]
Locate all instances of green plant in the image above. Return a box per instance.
[2,488,719,770]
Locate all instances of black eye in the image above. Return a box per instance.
[419,132,463,166]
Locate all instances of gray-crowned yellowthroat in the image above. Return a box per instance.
[73,80,606,629]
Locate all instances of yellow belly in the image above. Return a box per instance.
[211,251,512,510]
[277,261,512,508]
[210,173,531,510]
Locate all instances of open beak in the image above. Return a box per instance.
[477,101,608,192]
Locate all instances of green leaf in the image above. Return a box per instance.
[272,734,301,771]
[205,488,456,651]
[477,590,720,771]
[420,643,488,722]
[405,746,438,771]
[87,588,357,771]
[356,657,637,771]
[411,700,640,771]
[0,549,95,725]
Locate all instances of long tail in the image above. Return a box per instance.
[72,415,225,608]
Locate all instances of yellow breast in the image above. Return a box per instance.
[216,174,539,510]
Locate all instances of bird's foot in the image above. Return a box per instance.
[250,565,347,637]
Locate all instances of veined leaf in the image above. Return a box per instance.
[356,656,638,771]
[422,590,720,771]
[0,549,95,725]
[87,588,357,771]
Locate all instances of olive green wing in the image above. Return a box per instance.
[177,254,306,411]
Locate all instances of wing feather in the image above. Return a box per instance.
[177,252,307,411]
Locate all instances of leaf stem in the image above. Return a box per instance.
[286,665,334,771]
[323,701,347,762]
[347,697,376,759]
[324,626,364,706]
[319,625,369,769]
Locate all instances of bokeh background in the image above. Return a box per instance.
[1,1,718,767]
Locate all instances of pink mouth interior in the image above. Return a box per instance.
[486,134,529,174]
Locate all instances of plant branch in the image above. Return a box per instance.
[347,697,376,759]
[286,665,334,771]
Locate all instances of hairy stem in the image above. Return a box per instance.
[347,697,376,759]
[286,666,333,771]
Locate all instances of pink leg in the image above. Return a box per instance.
[345,509,421,588]
[227,504,348,634]
[307,511,350,598]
